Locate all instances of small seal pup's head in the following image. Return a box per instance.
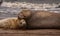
[16,18,26,28]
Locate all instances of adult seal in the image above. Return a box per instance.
[18,9,60,29]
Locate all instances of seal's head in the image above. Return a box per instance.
[18,9,32,19]
[17,18,26,28]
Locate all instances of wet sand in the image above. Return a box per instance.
[0,29,60,36]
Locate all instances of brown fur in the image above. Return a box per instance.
[18,9,60,29]
[0,17,26,29]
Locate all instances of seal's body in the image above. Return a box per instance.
[0,17,26,29]
[18,9,60,29]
